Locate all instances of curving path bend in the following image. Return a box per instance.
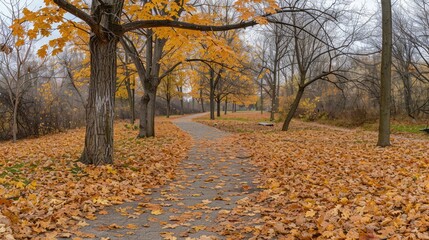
[76,114,259,240]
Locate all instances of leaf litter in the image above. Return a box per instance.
[0,119,191,239]
[199,113,429,239]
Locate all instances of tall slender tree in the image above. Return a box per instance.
[377,0,392,147]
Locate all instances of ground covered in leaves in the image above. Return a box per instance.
[0,119,191,239]
[199,112,429,239]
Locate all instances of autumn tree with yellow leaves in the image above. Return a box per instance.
[11,0,282,165]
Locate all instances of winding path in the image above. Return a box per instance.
[77,114,259,239]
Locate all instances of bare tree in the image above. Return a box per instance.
[0,0,44,142]
[391,9,416,118]
[377,0,392,147]
[256,17,291,121]
[273,0,355,131]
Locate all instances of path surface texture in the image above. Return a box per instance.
[78,114,259,239]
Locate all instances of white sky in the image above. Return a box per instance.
[1,0,382,49]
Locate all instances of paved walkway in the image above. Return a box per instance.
[77,114,258,239]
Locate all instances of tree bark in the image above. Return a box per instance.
[139,93,149,137]
[260,77,263,114]
[80,36,118,165]
[179,86,184,115]
[270,47,278,121]
[402,72,413,117]
[282,86,305,131]
[200,89,205,112]
[147,90,157,136]
[124,54,135,124]
[192,97,195,112]
[166,97,171,118]
[139,86,157,137]
[224,96,228,115]
[377,0,392,147]
[209,69,215,120]
[12,99,18,142]
[216,97,221,117]
[270,84,276,121]
[165,83,171,118]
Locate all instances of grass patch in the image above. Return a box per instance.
[362,122,428,135]
[392,124,428,134]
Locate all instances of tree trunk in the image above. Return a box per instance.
[270,85,276,121]
[210,70,215,120]
[282,86,305,131]
[260,76,264,114]
[402,72,413,117]
[147,91,156,136]
[139,93,149,137]
[80,36,118,165]
[12,99,18,142]
[192,97,195,112]
[216,98,221,117]
[224,97,228,115]
[166,97,171,118]
[131,87,135,123]
[200,89,205,112]
[139,87,157,137]
[124,54,135,124]
[378,0,392,147]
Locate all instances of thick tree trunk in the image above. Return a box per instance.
[139,93,149,137]
[139,88,157,137]
[282,86,305,131]
[147,91,156,136]
[378,0,392,147]
[80,36,118,165]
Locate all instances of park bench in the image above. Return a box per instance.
[420,128,429,134]
[258,122,274,126]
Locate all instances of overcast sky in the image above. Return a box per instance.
[1,0,382,49]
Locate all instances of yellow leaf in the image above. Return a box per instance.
[254,16,268,24]
[27,180,37,190]
[192,225,206,232]
[15,39,25,47]
[151,209,163,215]
[77,221,89,227]
[339,197,348,204]
[37,45,48,58]
[126,224,139,230]
[106,165,117,175]
[305,209,316,218]
[15,181,25,189]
